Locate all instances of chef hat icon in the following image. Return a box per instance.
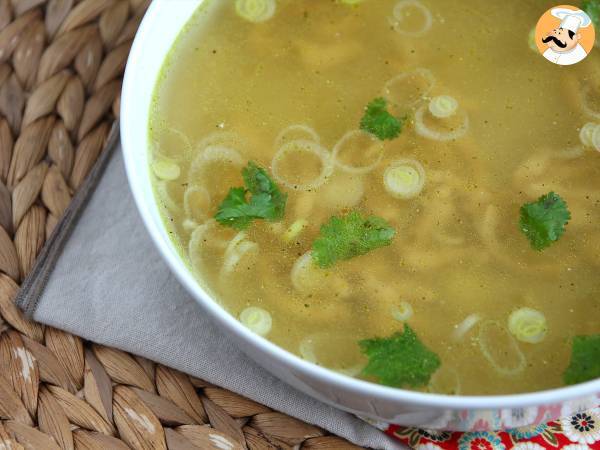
[551,8,593,33]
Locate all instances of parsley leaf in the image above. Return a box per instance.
[215,162,287,230]
[360,97,405,141]
[311,211,395,268]
[359,325,441,388]
[519,192,571,251]
[563,334,600,385]
[583,0,600,30]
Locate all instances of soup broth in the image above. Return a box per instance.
[149,0,600,395]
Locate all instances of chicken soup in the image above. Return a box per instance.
[148,0,600,395]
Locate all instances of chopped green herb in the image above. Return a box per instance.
[583,0,600,30]
[311,211,395,268]
[359,325,441,388]
[243,160,287,218]
[360,97,405,141]
[563,334,600,385]
[519,192,570,251]
[215,161,287,230]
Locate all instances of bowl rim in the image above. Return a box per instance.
[121,0,600,412]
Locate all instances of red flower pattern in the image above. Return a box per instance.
[386,406,600,450]
[468,438,494,450]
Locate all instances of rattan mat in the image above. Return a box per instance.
[0,1,363,448]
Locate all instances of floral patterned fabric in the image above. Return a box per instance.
[386,407,600,450]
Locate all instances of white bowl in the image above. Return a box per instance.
[121,0,600,431]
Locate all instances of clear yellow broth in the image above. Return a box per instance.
[149,0,600,395]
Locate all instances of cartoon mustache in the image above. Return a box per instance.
[542,35,567,48]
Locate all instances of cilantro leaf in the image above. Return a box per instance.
[519,192,571,251]
[311,211,395,268]
[359,325,441,388]
[215,187,255,230]
[360,97,404,141]
[563,334,600,385]
[242,162,287,220]
[215,162,288,230]
[583,0,600,30]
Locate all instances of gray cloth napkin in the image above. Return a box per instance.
[16,141,403,450]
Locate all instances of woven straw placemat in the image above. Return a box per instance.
[0,1,363,448]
